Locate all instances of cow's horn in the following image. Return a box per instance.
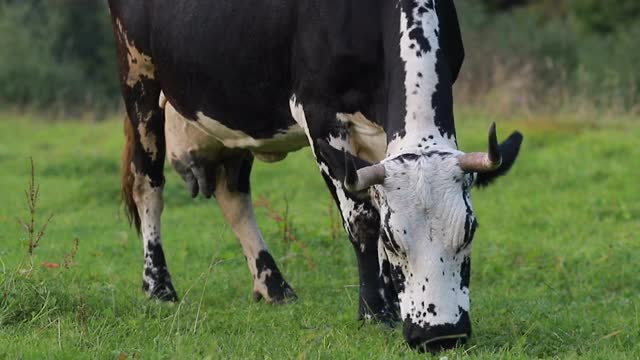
[344,153,385,192]
[458,122,502,173]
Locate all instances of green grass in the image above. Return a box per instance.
[0,114,638,359]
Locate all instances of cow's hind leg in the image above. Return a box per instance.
[114,12,177,301]
[214,154,297,303]
[122,108,177,302]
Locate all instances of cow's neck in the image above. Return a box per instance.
[381,0,458,158]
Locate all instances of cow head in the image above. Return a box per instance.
[317,124,522,351]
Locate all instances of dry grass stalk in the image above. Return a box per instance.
[63,238,80,269]
[254,195,315,268]
[17,158,53,267]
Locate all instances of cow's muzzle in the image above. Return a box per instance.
[403,312,471,352]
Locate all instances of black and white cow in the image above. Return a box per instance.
[108,0,523,351]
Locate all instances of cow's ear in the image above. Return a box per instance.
[436,0,465,83]
[475,131,524,188]
[315,139,371,185]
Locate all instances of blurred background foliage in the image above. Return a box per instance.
[457,0,640,117]
[0,0,638,118]
[0,0,117,117]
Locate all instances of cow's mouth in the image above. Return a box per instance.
[418,333,469,353]
[404,311,471,352]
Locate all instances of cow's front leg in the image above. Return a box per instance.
[378,236,400,321]
[289,98,397,321]
[213,154,297,303]
[319,172,398,322]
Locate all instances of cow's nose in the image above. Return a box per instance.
[403,312,471,352]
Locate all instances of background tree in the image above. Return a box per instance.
[571,0,640,34]
[0,0,638,117]
[0,0,117,115]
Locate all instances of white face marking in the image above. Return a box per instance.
[115,19,155,88]
[377,152,475,327]
[388,1,456,157]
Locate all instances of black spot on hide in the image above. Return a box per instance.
[315,139,371,187]
[401,0,434,54]
[427,303,437,316]
[143,242,178,302]
[390,264,407,295]
[223,151,254,194]
[255,250,296,302]
[381,211,402,255]
[460,256,470,290]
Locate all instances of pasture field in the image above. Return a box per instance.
[0,114,638,359]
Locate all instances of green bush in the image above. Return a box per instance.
[456,1,640,115]
[0,0,118,116]
[0,0,638,117]
[571,0,640,34]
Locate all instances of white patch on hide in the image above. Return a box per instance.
[164,98,283,301]
[289,95,364,244]
[115,19,155,88]
[289,95,312,148]
[388,1,456,157]
[195,112,307,153]
[164,100,225,166]
[137,111,159,162]
[336,112,387,164]
[163,94,307,163]
[214,169,277,301]
[131,164,164,292]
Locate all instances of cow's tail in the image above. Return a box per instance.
[122,114,141,233]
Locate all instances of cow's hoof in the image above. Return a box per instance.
[254,281,298,304]
[270,283,298,304]
[144,282,179,302]
[378,311,401,328]
[252,250,297,304]
[360,307,401,327]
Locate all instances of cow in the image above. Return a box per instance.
[108,0,523,352]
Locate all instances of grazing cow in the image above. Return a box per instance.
[108,0,523,351]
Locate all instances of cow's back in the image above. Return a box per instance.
[110,0,299,139]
